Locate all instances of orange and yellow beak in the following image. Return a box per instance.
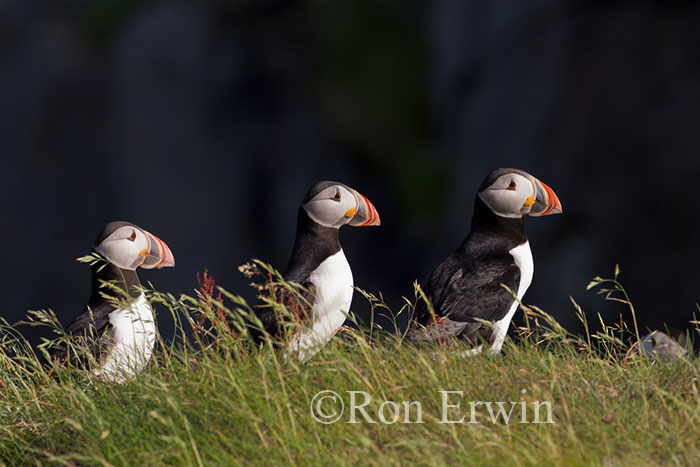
[347,190,381,227]
[139,231,175,269]
[529,179,563,217]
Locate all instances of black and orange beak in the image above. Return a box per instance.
[140,231,175,269]
[529,179,563,216]
[347,190,381,227]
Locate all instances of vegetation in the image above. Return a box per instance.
[0,263,698,466]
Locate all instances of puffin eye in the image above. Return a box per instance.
[332,191,342,201]
[128,231,137,241]
[507,180,517,191]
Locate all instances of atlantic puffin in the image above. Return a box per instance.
[253,181,380,361]
[53,221,174,382]
[407,168,562,355]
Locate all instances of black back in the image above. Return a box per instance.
[414,195,527,330]
[67,260,142,332]
[284,208,341,282]
[52,258,142,364]
[252,206,341,340]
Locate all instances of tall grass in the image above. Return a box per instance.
[0,264,698,465]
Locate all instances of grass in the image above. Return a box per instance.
[0,263,699,466]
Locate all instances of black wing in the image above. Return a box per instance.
[411,251,520,343]
[251,279,317,343]
[64,301,114,335]
[51,301,116,366]
[437,262,520,323]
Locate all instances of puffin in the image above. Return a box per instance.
[407,168,562,355]
[253,181,380,361]
[627,331,689,362]
[53,221,174,382]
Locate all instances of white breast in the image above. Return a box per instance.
[94,293,156,383]
[287,249,354,361]
[488,241,534,354]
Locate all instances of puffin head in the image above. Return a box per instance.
[477,168,562,219]
[301,181,381,229]
[93,221,175,271]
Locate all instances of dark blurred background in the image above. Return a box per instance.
[3,0,699,343]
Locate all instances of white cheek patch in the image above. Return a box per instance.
[479,174,534,218]
[303,200,332,227]
[94,234,148,270]
[303,196,355,228]
[478,190,523,218]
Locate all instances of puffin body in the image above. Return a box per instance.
[287,249,354,361]
[55,221,174,382]
[94,293,155,381]
[408,168,561,354]
[254,181,380,361]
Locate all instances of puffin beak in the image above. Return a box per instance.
[140,231,175,269]
[529,179,563,217]
[347,190,381,227]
